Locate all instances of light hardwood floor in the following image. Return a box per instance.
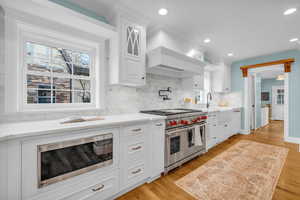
[117,121,300,200]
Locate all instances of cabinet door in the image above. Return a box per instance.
[149,120,165,181]
[223,65,231,92]
[231,110,241,134]
[211,64,231,93]
[121,19,146,86]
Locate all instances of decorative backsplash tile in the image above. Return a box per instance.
[0,74,190,123]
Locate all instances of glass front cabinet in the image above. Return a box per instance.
[112,13,146,87]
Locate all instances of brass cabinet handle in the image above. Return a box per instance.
[132,146,142,151]
[131,168,142,174]
[92,184,104,192]
[132,128,142,132]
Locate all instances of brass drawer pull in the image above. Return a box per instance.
[92,184,104,192]
[132,128,142,132]
[131,168,142,174]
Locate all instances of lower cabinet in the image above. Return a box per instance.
[206,109,241,150]
[149,120,165,181]
[120,123,149,190]
[11,120,166,200]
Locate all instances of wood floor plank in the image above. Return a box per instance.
[117,121,300,200]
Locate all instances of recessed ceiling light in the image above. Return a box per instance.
[289,38,299,42]
[284,8,297,15]
[204,38,211,43]
[227,53,234,57]
[158,8,168,16]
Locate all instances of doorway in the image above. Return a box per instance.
[240,58,293,139]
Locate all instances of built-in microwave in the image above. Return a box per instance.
[37,133,113,188]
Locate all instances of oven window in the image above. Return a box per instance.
[170,136,180,154]
[39,134,113,187]
[188,129,195,147]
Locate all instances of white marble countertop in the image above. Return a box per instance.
[186,105,242,113]
[0,113,166,142]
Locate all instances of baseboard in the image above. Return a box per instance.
[284,137,300,144]
[239,129,251,135]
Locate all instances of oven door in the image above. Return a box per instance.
[184,123,205,158]
[165,123,206,168]
[165,128,186,168]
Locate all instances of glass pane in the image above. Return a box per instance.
[54,91,71,103]
[53,77,71,90]
[26,42,50,59]
[27,89,38,104]
[27,75,51,89]
[133,30,140,56]
[74,91,91,103]
[73,79,91,91]
[71,52,90,66]
[27,58,50,73]
[40,135,113,185]
[133,39,139,56]
[37,90,52,104]
[73,64,90,76]
[52,48,72,63]
[52,60,72,75]
[170,136,180,155]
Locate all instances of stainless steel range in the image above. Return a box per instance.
[141,109,207,174]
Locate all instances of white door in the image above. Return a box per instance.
[272,86,284,120]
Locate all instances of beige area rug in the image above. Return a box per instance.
[175,140,289,200]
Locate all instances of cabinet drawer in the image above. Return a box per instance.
[124,163,146,187]
[124,124,146,139]
[127,141,146,162]
[64,171,118,200]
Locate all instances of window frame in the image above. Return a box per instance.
[19,27,102,112]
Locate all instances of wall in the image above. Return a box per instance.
[48,0,110,24]
[261,78,284,105]
[231,49,300,138]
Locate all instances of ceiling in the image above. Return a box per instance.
[69,0,300,63]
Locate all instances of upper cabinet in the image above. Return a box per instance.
[110,11,147,87]
[211,63,231,93]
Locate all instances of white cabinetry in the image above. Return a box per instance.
[182,74,204,90]
[206,109,241,150]
[1,117,166,200]
[120,123,149,190]
[211,63,231,93]
[110,13,147,87]
[148,120,165,181]
[21,128,120,200]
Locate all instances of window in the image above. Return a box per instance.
[196,71,211,104]
[23,40,96,110]
[276,89,284,105]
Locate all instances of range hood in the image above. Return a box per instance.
[146,47,207,78]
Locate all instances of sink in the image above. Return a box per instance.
[60,116,105,124]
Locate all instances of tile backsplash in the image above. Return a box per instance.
[0,73,242,123]
[0,74,191,123]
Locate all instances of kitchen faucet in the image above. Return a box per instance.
[206,92,212,109]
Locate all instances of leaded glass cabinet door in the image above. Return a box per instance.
[126,25,141,58]
[121,19,146,86]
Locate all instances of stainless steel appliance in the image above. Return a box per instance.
[140,109,207,173]
[37,133,113,188]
